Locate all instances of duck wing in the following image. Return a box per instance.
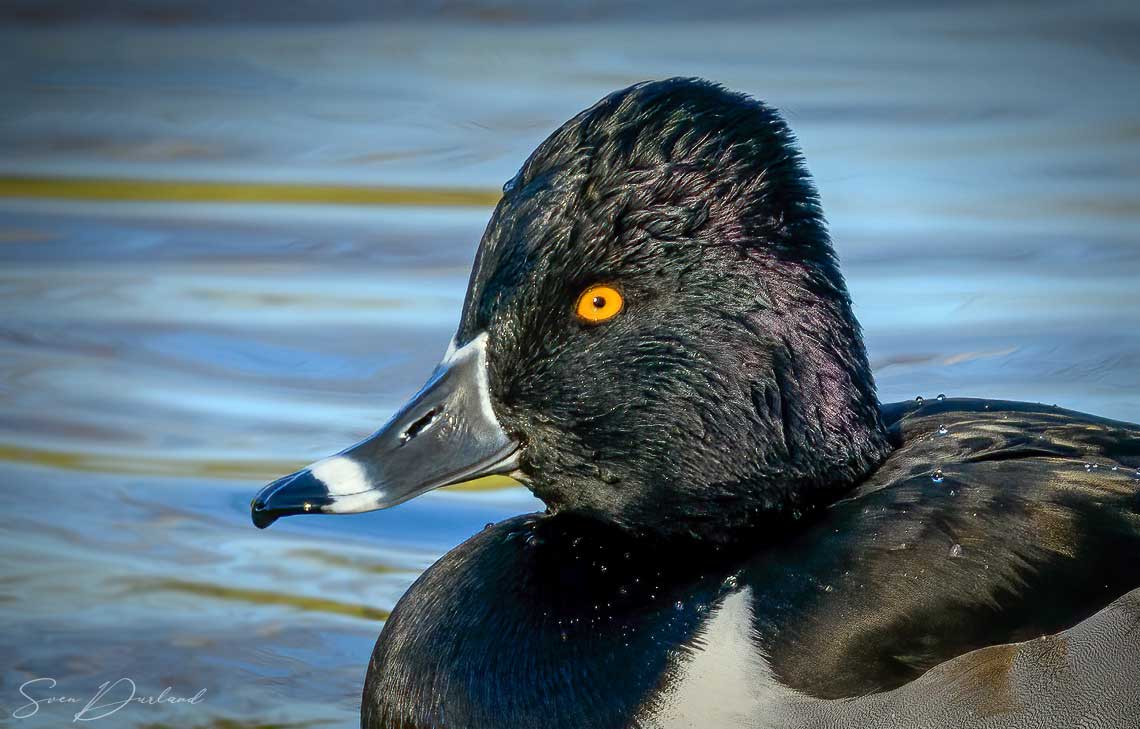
[739,586,1140,729]
[748,398,1140,700]
[858,585,1140,727]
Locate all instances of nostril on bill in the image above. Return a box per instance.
[401,408,439,444]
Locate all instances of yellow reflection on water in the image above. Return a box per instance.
[0,443,519,491]
[126,578,390,622]
[0,176,501,208]
[287,549,410,575]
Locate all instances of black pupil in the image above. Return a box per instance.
[592,295,606,309]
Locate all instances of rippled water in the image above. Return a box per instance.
[2,4,1139,727]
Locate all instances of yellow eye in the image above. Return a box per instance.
[576,284,624,324]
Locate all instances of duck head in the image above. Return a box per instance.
[252,78,890,541]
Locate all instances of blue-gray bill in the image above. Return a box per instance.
[250,333,519,529]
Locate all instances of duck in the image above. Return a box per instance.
[251,78,1140,729]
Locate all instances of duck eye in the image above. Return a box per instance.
[575,284,624,324]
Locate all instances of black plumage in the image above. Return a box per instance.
[460,78,889,542]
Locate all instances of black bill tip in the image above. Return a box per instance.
[250,497,280,529]
[250,470,333,529]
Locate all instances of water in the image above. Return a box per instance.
[2,3,1139,727]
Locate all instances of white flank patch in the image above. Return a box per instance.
[643,586,796,729]
[310,456,371,496]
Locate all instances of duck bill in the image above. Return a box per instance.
[250,333,518,529]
